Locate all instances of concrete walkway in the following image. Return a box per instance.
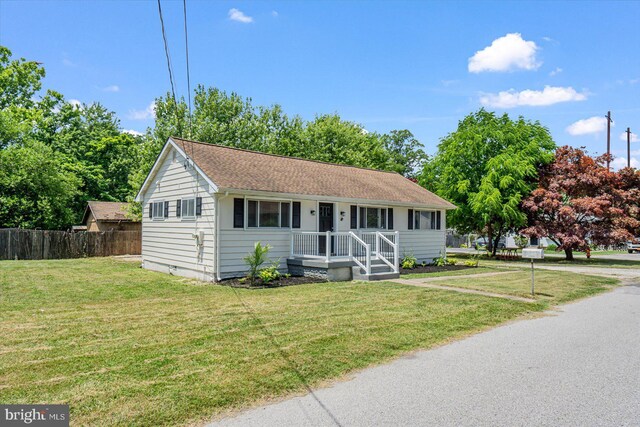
[210,284,640,426]
[391,276,536,303]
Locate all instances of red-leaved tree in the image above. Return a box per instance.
[522,146,637,260]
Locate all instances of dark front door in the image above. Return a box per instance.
[318,203,334,255]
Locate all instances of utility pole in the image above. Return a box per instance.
[606,111,612,171]
[627,127,632,169]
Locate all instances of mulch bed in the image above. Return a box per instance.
[400,265,475,275]
[217,275,328,289]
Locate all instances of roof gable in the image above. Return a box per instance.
[83,201,136,223]
[171,137,455,209]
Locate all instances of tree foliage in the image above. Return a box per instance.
[522,146,638,260]
[420,109,556,255]
[132,85,429,194]
[0,46,144,229]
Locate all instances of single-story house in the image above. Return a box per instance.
[82,201,141,232]
[135,137,456,282]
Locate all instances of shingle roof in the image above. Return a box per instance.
[172,137,456,209]
[83,201,136,223]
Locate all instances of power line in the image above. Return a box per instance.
[183,0,193,141]
[157,0,184,142]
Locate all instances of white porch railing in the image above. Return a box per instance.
[290,230,399,274]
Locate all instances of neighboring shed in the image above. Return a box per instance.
[82,201,141,232]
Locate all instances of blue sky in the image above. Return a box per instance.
[1,0,639,168]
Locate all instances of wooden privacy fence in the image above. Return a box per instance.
[0,229,141,260]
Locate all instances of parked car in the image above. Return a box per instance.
[475,237,506,250]
[627,238,640,254]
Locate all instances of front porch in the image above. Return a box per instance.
[287,231,400,281]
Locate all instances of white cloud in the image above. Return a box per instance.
[480,86,588,108]
[468,33,540,73]
[619,131,639,142]
[102,85,120,92]
[62,58,76,67]
[228,8,253,23]
[611,156,639,170]
[122,129,143,136]
[68,99,82,108]
[542,36,554,42]
[566,116,609,136]
[271,10,279,17]
[549,67,562,76]
[127,102,155,120]
[630,78,639,85]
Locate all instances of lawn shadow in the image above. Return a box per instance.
[229,287,344,426]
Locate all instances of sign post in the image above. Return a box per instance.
[521,248,544,296]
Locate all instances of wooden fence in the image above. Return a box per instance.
[0,229,141,260]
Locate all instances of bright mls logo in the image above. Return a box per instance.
[1,405,69,426]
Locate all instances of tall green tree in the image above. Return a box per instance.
[1,46,144,228]
[0,141,80,229]
[421,109,556,255]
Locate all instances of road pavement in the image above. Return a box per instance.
[211,283,640,426]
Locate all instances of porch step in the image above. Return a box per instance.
[351,265,400,281]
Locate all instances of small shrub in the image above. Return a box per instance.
[401,253,417,269]
[258,263,281,284]
[433,256,446,267]
[446,257,457,266]
[464,259,479,267]
[244,242,272,285]
[460,243,468,248]
[547,243,558,251]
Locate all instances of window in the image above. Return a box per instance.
[151,201,166,220]
[359,207,388,229]
[181,198,196,219]
[247,200,290,228]
[414,210,441,230]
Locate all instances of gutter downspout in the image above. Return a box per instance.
[215,191,230,282]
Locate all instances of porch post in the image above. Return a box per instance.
[365,243,371,275]
[394,230,400,271]
[290,232,294,258]
[326,230,331,262]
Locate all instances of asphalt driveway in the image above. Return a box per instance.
[211,283,640,426]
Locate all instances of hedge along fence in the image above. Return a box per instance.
[0,229,141,260]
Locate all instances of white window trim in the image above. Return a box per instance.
[414,210,441,230]
[181,197,196,220]
[151,200,165,221]
[358,205,389,230]
[246,199,292,229]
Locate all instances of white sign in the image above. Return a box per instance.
[522,248,545,259]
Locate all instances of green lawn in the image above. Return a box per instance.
[448,252,640,269]
[429,270,619,304]
[0,258,543,426]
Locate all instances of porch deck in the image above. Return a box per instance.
[288,231,400,281]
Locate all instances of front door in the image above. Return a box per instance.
[318,203,334,255]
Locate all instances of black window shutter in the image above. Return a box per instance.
[437,211,442,230]
[350,205,358,229]
[408,209,414,230]
[164,201,169,218]
[281,202,290,227]
[196,197,202,216]
[292,202,301,228]
[233,198,244,228]
[388,208,394,229]
[360,207,366,228]
[176,200,181,217]
[149,203,153,218]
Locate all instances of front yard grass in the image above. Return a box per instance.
[0,258,543,426]
[429,270,619,304]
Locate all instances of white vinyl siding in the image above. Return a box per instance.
[140,147,216,281]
